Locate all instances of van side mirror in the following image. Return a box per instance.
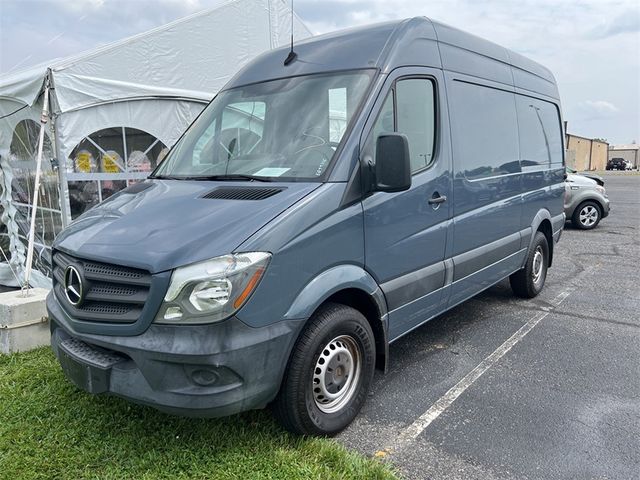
[374,133,411,192]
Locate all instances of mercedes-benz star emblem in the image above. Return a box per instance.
[64,265,83,306]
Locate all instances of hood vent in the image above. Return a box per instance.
[201,186,284,201]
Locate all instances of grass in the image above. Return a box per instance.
[0,347,397,480]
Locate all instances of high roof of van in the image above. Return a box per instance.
[226,17,559,101]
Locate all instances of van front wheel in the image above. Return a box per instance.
[510,231,549,298]
[272,303,375,436]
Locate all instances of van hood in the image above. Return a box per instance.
[54,180,321,273]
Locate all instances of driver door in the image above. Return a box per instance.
[362,68,453,340]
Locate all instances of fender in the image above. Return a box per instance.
[523,208,560,268]
[284,264,390,371]
[530,208,551,238]
[284,264,387,321]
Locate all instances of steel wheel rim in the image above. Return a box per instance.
[312,335,361,414]
[532,246,544,285]
[579,205,598,226]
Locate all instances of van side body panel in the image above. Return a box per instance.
[236,183,367,328]
[443,70,524,305]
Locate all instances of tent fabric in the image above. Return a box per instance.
[55,98,204,165]
[0,63,48,108]
[0,104,56,288]
[0,0,312,287]
[0,0,311,112]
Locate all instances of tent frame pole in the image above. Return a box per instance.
[53,112,72,228]
[23,81,51,293]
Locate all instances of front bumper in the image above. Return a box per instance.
[47,292,304,417]
[602,198,611,218]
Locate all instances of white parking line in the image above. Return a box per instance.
[386,286,576,453]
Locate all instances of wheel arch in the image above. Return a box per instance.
[567,192,605,219]
[537,219,554,267]
[573,197,604,217]
[284,264,389,372]
[529,209,554,267]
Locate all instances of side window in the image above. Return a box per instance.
[372,93,395,146]
[365,78,436,174]
[516,96,563,167]
[396,79,436,172]
[449,81,520,179]
[363,92,394,166]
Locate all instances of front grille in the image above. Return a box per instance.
[52,251,152,325]
[83,261,146,279]
[78,303,133,315]
[89,283,139,297]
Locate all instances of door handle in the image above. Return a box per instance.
[428,193,447,205]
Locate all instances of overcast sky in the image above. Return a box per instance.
[0,0,638,144]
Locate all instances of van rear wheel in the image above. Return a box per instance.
[510,231,549,298]
[272,303,375,436]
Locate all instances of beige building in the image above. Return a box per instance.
[609,144,639,169]
[565,134,608,171]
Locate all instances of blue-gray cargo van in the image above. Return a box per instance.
[47,17,566,435]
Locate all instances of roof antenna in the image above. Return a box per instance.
[284,0,297,65]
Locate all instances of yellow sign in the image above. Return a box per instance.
[101,150,122,173]
[74,150,94,173]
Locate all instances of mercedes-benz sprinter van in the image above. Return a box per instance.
[48,17,565,436]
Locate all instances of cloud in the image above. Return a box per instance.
[577,100,620,118]
[57,0,106,12]
[1,0,638,143]
[589,9,640,38]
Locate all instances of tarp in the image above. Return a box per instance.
[0,0,312,287]
[1,0,310,109]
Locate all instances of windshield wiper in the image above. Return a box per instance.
[180,174,273,182]
[151,174,184,180]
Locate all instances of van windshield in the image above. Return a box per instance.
[152,71,373,181]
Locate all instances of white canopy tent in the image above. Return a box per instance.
[0,0,311,287]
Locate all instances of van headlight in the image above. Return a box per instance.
[155,252,271,324]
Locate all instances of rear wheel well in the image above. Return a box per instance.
[575,198,603,217]
[323,289,387,372]
[537,219,553,267]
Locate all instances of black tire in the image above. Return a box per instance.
[510,231,549,298]
[572,201,601,230]
[272,302,375,436]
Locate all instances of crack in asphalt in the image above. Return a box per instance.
[550,309,640,329]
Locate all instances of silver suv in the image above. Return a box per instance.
[565,173,610,229]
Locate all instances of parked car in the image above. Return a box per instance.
[566,166,604,186]
[606,158,627,170]
[47,17,566,436]
[565,174,610,229]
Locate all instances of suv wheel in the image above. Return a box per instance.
[573,201,601,230]
[272,303,375,436]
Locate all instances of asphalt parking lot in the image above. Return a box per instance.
[339,173,640,480]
